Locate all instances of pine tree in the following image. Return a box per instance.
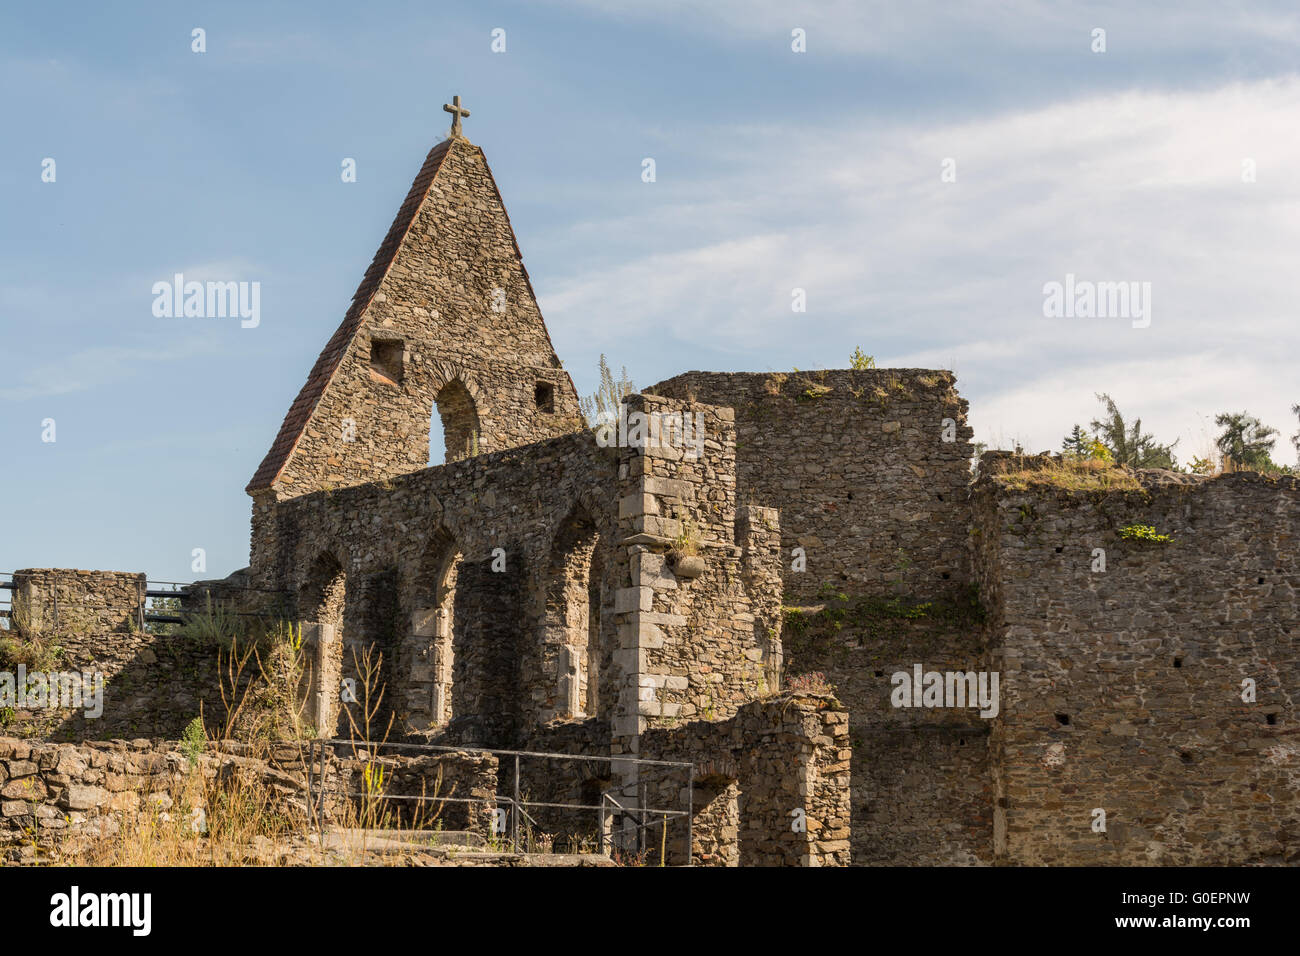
[1061,425,1089,458]
[1089,393,1177,469]
[1214,412,1278,472]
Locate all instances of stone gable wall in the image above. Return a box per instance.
[253,139,581,500]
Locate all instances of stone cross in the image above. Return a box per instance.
[443,95,470,138]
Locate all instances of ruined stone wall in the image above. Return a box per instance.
[511,718,613,851]
[781,592,993,865]
[0,736,495,860]
[0,625,237,742]
[640,694,851,866]
[602,393,788,810]
[320,743,498,834]
[268,394,785,760]
[0,571,256,742]
[267,430,622,746]
[974,457,1300,865]
[648,369,974,603]
[11,569,145,636]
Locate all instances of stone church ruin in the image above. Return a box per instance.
[3,99,1296,866]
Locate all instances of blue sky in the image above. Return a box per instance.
[2,0,1298,582]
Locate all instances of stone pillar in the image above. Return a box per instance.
[301,622,339,737]
[607,394,738,848]
[559,643,582,717]
[432,608,452,725]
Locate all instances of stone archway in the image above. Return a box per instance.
[409,527,462,727]
[427,361,486,465]
[297,551,347,736]
[537,504,601,721]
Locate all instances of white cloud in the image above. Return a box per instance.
[540,77,1300,463]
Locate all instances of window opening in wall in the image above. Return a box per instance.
[370,338,404,384]
[535,381,555,413]
[429,379,481,465]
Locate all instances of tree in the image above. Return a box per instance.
[1214,412,1278,472]
[1292,403,1300,460]
[578,355,636,428]
[1061,425,1089,457]
[1088,393,1177,469]
[1063,424,1112,461]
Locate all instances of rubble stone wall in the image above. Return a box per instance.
[975,457,1300,865]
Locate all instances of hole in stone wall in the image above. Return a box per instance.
[534,381,555,413]
[1257,577,1265,584]
[1055,713,1070,725]
[370,338,404,384]
[429,379,481,465]
[941,572,950,580]
[1266,713,1278,725]
[1055,546,1064,553]
[874,670,884,677]
[1173,656,1182,668]
[1178,749,1194,764]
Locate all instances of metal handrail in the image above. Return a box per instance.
[307,738,695,864]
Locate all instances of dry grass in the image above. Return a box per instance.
[996,457,1144,493]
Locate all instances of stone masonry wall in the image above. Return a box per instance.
[781,591,993,865]
[974,456,1300,865]
[268,430,621,746]
[640,694,851,866]
[11,569,145,636]
[0,625,237,742]
[648,369,974,603]
[268,395,785,760]
[0,736,496,861]
[1,569,244,741]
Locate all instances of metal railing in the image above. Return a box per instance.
[306,738,695,864]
